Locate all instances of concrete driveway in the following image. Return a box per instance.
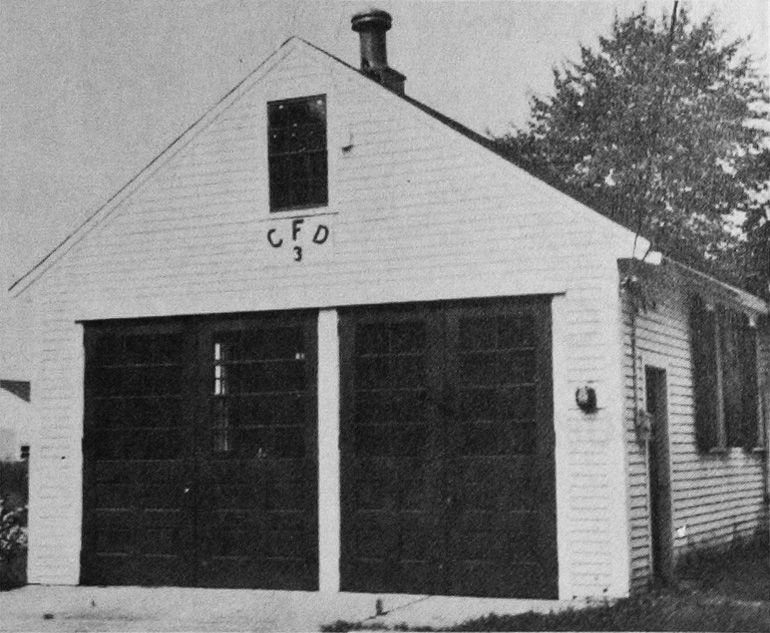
[0,585,586,631]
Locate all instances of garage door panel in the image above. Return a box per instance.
[142,483,187,510]
[94,483,133,509]
[352,526,392,561]
[83,313,318,590]
[397,464,436,510]
[448,527,505,561]
[197,315,318,590]
[208,481,261,509]
[139,516,189,556]
[266,529,307,559]
[341,299,556,598]
[353,425,395,456]
[504,515,542,562]
[349,463,392,511]
[266,466,310,511]
[93,511,133,554]
[202,559,263,589]
[208,512,259,557]
[447,561,545,598]
[398,512,442,559]
[396,560,441,594]
[124,396,183,427]
[452,509,507,534]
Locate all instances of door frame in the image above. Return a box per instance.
[644,363,674,584]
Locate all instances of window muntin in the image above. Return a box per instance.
[689,296,760,452]
[211,326,307,457]
[268,95,328,211]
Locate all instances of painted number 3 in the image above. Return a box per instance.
[267,218,329,263]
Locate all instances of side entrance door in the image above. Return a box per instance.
[81,312,318,589]
[645,365,673,584]
[339,298,557,598]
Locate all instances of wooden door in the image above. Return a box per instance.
[82,323,196,586]
[443,303,557,597]
[340,299,557,598]
[196,316,318,589]
[81,313,318,589]
[339,306,445,593]
[645,366,673,584]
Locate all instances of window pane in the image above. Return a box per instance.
[268,95,328,211]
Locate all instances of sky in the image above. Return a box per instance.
[0,0,768,374]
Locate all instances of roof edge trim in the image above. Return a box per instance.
[618,256,769,314]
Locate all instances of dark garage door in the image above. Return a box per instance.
[339,298,557,598]
[81,312,318,589]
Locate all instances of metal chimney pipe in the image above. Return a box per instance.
[351,8,392,72]
[351,8,405,94]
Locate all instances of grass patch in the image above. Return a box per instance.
[323,536,770,631]
[677,533,769,602]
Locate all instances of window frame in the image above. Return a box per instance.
[689,295,763,453]
[267,94,328,213]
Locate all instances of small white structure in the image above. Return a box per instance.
[0,383,31,462]
[7,10,770,600]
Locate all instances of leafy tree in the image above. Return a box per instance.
[494,4,770,293]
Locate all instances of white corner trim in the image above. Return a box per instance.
[605,266,632,597]
[317,308,340,592]
[551,294,572,600]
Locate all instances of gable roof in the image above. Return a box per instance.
[9,35,621,296]
[7,36,766,312]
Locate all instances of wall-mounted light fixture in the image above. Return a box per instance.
[575,386,597,413]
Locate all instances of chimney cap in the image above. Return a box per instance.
[351,8,392,33]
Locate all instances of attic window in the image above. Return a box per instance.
[268,95,328,212]
[689,296,761,452]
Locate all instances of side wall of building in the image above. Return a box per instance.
[24,42,640,598]
[622,278,769,591]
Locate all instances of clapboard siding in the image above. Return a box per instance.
[623,278,768,592]
[25,39,644,597]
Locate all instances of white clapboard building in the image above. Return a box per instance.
[9,10,770,600]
